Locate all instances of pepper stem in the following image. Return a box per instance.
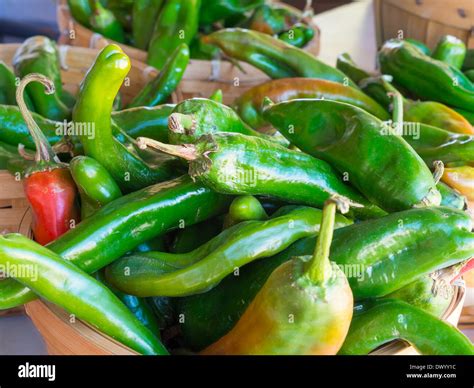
[432,160,445,185]
[381,77,404,131]
[136,137,198,161]
[305,196,349,284]
[168,113,194,134]
[16,73,59,164]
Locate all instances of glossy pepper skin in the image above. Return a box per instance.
[405,38,431,56]
[147,0,200,70]
[437,181,466,210]
[129,44,189,108]
[132,0,164,50]
[0,62,35,109]
[202,199,354,355]
[233,78,389,129]
[432,35,466,70]
[223,195,267,228]
[112,104,174,142]
[0,175,231,309]
[178,207,473,349]
[339,299,474,355]
[69,156,122,219]
[0,234,167,355]
[199,0,263,25]
[67,0,92,27]
[402,123,474,166]
[263,99,441,212]
[105,206,350,297]
[203,29,357,87]
[168,98,284,145]
[88,0,125,43]
[13,36,71,121]
[441,165,474,201]
[73,44,178,192]
[178,213,351,351]
[16,74,80,246]
[379,39,474,111]
[138,133,386,219]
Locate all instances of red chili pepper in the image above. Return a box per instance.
[16,74,80,245]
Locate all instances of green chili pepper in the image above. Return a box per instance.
[138,133,386,219]
[132,0,164,50]
[223,195,267,228]
[379,39,474,111]
[336,53,371,84]
[405,38,431,56]
[245,3,300,35]
[0,62,35,110]
[233,78,389,129]
[208,89,223,103]
[278,27,306,48]
[147,0,200,70]
[339,299,474,355]
[112,104,174,142]
[88,0,125,43]
[170,218,222,253]
[73,44,179,192]
[199,0,263,25]
[437,181,466,209]
[0,175,231,310]
[463,49,474,71]
[178,206,472,349]
[0,234,167,355]
[70,155,122,219]
[385,271,456,318]
[202,199,354,355]
[168,98,286,145]
[129,44,189,108]
[13,36,71,121]
[465,69,474,82]
[402,123,474,166]
[263,99,441,212]
[105,206,352,297]
[203,29,357,87]
[67,0,92,27]
[432,35,466,70]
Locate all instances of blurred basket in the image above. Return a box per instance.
[56,0,320,104]
[374,0,474,49]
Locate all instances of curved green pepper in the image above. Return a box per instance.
[432,35,466,70]
[199,0,263,25]
[73,44,179,192]
[379,39,474,111]
[437,181,466,210]
[233,77,389,129]
[138,133,386,219]
[402,122,474,165]
[405,38,431,56]
[168,98,285,145]
[263,99,441,212]
[203,29,357,87]
[0,62,35,110]
[67,0,92,27]
[132,0,164,50]
[177,206,472,349]
[88,0,125,43]
[13,36,71,121]
[70,155,122,219]
[0,175,231,310]
[105,206,352,297]
[0,234,167,355]
[129,44,189,108]
[339,299,474,355]
[147,0,200,70]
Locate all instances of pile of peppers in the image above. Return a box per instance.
[66,0,317,68]
[0,25,473,356]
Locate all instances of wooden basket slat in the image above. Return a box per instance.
[374,0,474,49]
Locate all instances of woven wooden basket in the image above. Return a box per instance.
[56,0,320,104]
[374,0,474,49]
